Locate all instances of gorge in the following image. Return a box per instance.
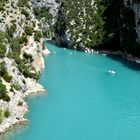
[55,0,140,58]
[0,0,140,138]
[1,42,140,140]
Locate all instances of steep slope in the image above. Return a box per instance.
[121,0,140,56]
[0,0,139,134]
[0,0,57,133]
[55,0,106,49]
[54,0,140,57]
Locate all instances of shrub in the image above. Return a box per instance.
[11,19,16,24]
[23,79,26,84]
[33,7,52,20]
[10,87,14,92]
[3,74,12,83]
[3,94,10,102]
[0,3,4,11]
[21,9,30,18]
[11,83,20,91]
[0,32,6,58]
[18,36,28,44]
[0,81,6,95]
[4,109,10,118]
[0,62,6,76]
[17,61,28,73]
[17,60,40,80]
[7,24,16,38]
[23,70,33,78]
[0,81,10,102]
[34,31,42,42]
[11,52,21,64]
[10,38,20,52]
[18,0,29,8]
[0,31,5,41]
[23,52,33,62]
[0,109,4,124]
[21,9,31,20]
[17,62,33,78]
[25,26,34,36]
[18,101,23,106]
[0,44,6,58]
[0,0,8,11]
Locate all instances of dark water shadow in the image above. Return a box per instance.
[107,54,140,71]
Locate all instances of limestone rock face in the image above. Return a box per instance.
[30,0,59,16]
[54,0,140,56]
[0,0,53,133]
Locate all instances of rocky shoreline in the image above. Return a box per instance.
[0,40,50,134]
[81,46,140,64]
[0,78,46,134]
[0,0,54,135]
[50,39,140,63]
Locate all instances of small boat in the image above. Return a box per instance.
[108,70,116,74]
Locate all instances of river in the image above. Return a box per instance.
[1,42,140,140]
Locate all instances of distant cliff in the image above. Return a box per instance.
[54,0,140,57]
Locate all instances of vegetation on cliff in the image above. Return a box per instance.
[55,0,140,57]
[0,0,52,84]
[0,0,52,125]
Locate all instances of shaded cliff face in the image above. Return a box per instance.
[121,0,140,56]
[54,0,140,56]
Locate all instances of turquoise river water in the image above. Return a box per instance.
[1,42,140,140]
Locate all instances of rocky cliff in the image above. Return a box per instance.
[121,0,140,56]
[0,0,139,134]
[0,0,57,133]
[54,0,140,57]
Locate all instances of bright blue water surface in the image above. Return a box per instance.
[1,42,140,140]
